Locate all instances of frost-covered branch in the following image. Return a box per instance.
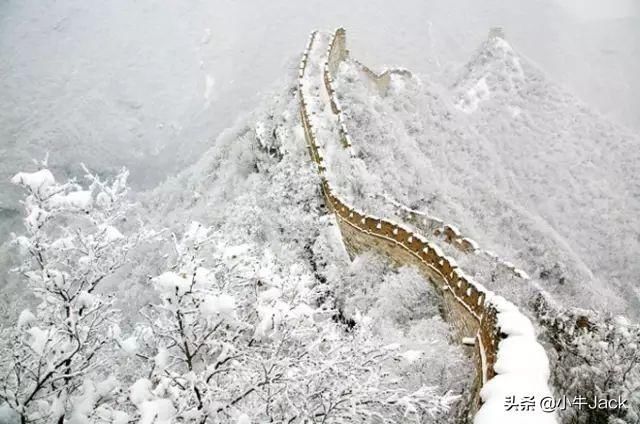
[126,223,457,423]
[540,307,640,423]
[0,165,147,423]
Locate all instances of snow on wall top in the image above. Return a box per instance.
[298,27,557,423]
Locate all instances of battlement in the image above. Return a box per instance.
[297,29,556,423]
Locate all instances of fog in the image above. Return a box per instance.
[1,0,638,241]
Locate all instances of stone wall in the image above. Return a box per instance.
[298,28,555,423]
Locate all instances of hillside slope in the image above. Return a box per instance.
[138,75,473,421]
[332,33,640,319]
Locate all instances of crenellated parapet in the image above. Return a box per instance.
[322,29,532,282]
[298,28,556,423]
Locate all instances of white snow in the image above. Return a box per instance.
[26,326,48,355]
[290,303,315,318]
[77,255,91,271]
[25,206,49,229]
[17,309,36,328]
[138,399,175,424]
[154,347,169,369]
[50,236,75,250]
[493,335,550,377]
[474,373,556,424]
[129,378,153,406]
[184,221,209,245]
[201,293,236,317]
[99,224,124,242]
[258,287,282,302]
[401,350,424,362]
[507,105,522,117]
[77,291,96,309]
[253,305,277,340]
[153,272,191,296]
[455,76,490,113]
[95,191,112,209]
[236,414,251,424]
[112,412,130,424]
[472,293,557,423]
[69,378,121,424]
[194,266,214,286]
[10,169,55,195]
[49,190,93,210]
[221,243,251,259]
[495,307,536,337]
[120,335,139,355]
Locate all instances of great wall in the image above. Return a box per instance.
[298,28,557,423]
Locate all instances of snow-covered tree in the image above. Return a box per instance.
[0,165,144,423]
[130,222,457,423]
[326,253,472,417]
[539,306,640,424]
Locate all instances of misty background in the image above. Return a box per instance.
[1,0,638,242]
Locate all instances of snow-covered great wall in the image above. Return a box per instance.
[298,28,558,424]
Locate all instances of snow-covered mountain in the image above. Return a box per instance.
[1,0,638,247]
[0,17,638,422]
[331,31,640,320]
